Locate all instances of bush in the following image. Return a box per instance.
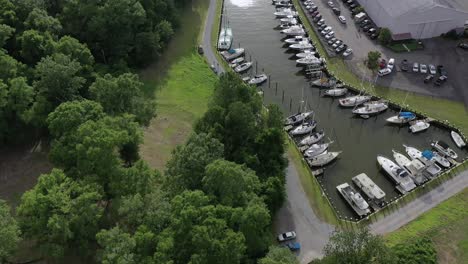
[378,28,392,45]
[367,51,381,70]
[392,237,437,264]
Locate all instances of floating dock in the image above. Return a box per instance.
[351,173,386,207]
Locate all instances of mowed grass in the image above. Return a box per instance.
[385,188,468,264]
[292,0,468,135]
[140,54,217,170]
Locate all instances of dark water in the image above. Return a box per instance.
[224,0,468,219]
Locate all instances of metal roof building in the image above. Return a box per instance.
[357,0,468,39]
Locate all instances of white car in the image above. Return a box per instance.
[413,62,419,72]
[343,48,353,57]
[321,26,332,35]
[429,64,436,75]
[338,16,346,24]
[278,231,297,242]
[387,58,395,71]
[332,40,342,48]
[325,31,335,39]
[327,1,334,7]
[378,68,392,76]
[420,64,428,74]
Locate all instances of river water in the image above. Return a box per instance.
[223,0,467,219]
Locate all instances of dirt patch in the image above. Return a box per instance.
[0,141,52,206]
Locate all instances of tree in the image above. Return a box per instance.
[54,36,95,82]
[18,29,55,64]
[89,73,155,125]
[165,133,224,194]
[367,51,381,70]
[202,159,260,207]
[17,169,103,257]
[313,229,395,264]
[259,246,299,264]
[96,226,136,264]
[24,7,62,34]
[0,199,20,262]
[378,28,392,45]
[392,237,437,264]
[0,24,14,48]
[0,50,22,82]
[353,6,365,14]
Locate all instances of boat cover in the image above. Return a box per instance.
[399,112,415,118]
[422,150,434,160]
[227,49,236,54]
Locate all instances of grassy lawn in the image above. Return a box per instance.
[293,0,468,135]
[139,0,217,170]
[388,40,424,52]
[385,188,468,264]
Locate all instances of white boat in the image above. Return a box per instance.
[299,130,324,146]
[281,25,305,36]
[377,156,416,193]
[336,182,370,216]
[311,78,336,88]
[229,57,244,68]
[451,131,466,148]
[275,0,292,7]
[296,50,316,58]
[432,151,451,168]
[284,111,313,126]
[352,173,386,203]
[218,27,233,51]
[323,88,347,97]
[386,112,416,124]
[409,120,430,133]
[280,15,297,24]
[289,41,313,50]
[352,101,388,116]
[274,9,298,18]
[290,121,317,136]
[393,150,427,185]
[234,62,252,73]
[248,74,268,85]
[392,150,411,168]
[304,142,331,158]
[307,151,341,167]
[403,145,442,177]
[221,48,245,61]
[284,35,305,44]
[296,56,323,66]
[242,76,251,83]
[338,95,372,107]
[431,141,458,159]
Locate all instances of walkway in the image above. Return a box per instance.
[202,0,225,74]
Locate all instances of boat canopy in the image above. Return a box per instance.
[227,49,236,54]
[399,112,415,118]
[422,150,434,160]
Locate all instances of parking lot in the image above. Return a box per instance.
[301,0,468,104]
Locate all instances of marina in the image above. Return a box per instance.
[219,0,468,219]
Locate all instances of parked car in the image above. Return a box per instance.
[458,43,468,50]
[327,1,334,7]
[437,65,447,76]
[278,231,296,242]
[349,3,357,9]
[311,11,320,17]
[378,68,392,76]
[321,26,332,35]
[327,37,337,45]
[412,62,419,72]
[429,64,436,75]
[313,15,322,22]
[318,24,327,30]
[343,48,353,57]
[335,44,347,53]
[332,40,343,48]
[286,242,301,252]
[387,58,395,71]
[362,25,371,32]
[338,15,346,23]
[317,20,325,26]
[401,59,409,71]
[420,64,428,74]
[310,5,318,12]
[332,8,340,15]
[359,19,370,26]
[346,0,354,5]
[325,31,335,39]
[367,28,376,35]
[434,75,447,86]
[424,75,434,84]
[379,59,386,69]
[197,45,204,54]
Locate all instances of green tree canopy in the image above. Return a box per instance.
[96,226,137,264]
[367,51,381,71]
[392,237,437,264]
[24,7,62,34]
[259,246,299,264]
[0,199,21,262]
[18,29,55,64]
[0,24,14,47]
[378,28,392,45]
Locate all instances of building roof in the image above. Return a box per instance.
[438,0,468,12]
[374,0,468,18]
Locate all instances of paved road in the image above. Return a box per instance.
[202,0,225,74]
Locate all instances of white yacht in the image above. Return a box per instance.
[289,41,314,50]
[299,130,325,146]
[336,183,370,217]
[234,62,252,73]
[323,88,347,97]
[284,111,313,126]
[281,25,305,36]
[431,140,458,159]
[403,145,442,177]
[409,120,430,133]
[311,78,337,88]
[218,27,233,51]
[284,35,305,44]
[351,173,386,204]
[296,56,323,66]
[386,112,416,124]
[307,151,341,167]
[248,74,268,85]
[377,155,416,193]
[338,95,372,107]
[304,142,331,158]
[296,50,316,58]
[450,131,466,148]
[229,57,244,68]
[280,15,297,24]
[274,9,298,18]
[352,101,388,116]
[290,121,317,136]
[221,48,245,60]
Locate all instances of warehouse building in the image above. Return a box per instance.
[357,0,468,40]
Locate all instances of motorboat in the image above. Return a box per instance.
[221,48,245,61]
[431,140,458,159]
[296,56,323,66]
[450,131,466,148]
[275,0,292,7]
[280,15,297,24]
[279,22,297,29]
[289,41,314,50]
[234,62,252,73]
[403,145,442,177]
[386,112,416,124]
[274,9,298,18]
[248,74,268,85]
[336,182,370,217]
[393,150,427,185]
[242,76,251,83]
[352,173,386,204]
[392,150,411,168]
[304,142,331,158]
[311,77,337,88]
[284,35,306,44]
[377,155,416,193]
[296,50,316,58]
[409,120,430,133]
[299,130,324,146]
[352,101,388,116]
[229,57,244,68]
[284,111,313,126]
[281,25,305,36]
[307,151,341,167]
[431,151,451,168]
[338,95,372,107]
[218,27,233,51]
[323,88,347,97]
[290,121,317,136]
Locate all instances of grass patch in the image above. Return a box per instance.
[287,138,340,225]
[388,40,424,52]
[292,0,468,135]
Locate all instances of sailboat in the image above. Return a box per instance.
[218,9,233,51]
[386,112,416,124]
[299,130,325,146]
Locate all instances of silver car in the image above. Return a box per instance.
[277,231,297,242]
[429,64,436,75]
